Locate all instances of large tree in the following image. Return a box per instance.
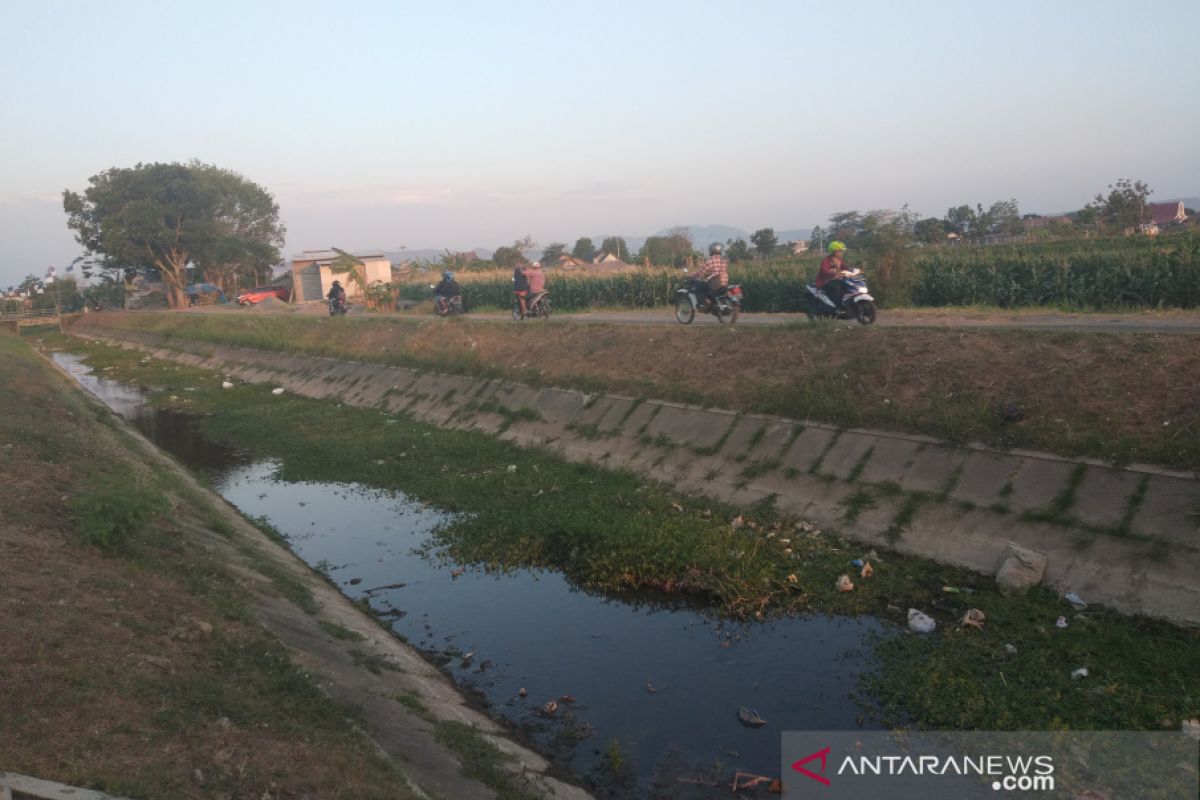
[540,241,568,263]
[63,161,284,308]
[750,227,778,260]
[571,237,596,261]
[1089,178,1152,233]
[600,236,629,261]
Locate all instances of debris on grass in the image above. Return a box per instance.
[908,609,936,634]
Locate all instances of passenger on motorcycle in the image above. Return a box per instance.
[519,261,546,317]
[513,263,530,318]
[434,270,461,313]
[816,241,851,309]
[327,280,347,304]
[694,243,729,308]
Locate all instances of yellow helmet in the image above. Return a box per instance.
[828,241,847,254]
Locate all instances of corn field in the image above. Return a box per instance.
[396,235,1200,312]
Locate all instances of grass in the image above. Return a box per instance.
[435,721,541,800]
[70,311,1200,470]
[40,332,1200,733]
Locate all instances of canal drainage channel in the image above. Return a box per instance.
[53,351,885,795]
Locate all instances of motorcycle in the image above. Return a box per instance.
[512,290,552,320]
[431,286,464,316]
[675,276,742,325]
[802,269,876,325]
[328,297,348,316]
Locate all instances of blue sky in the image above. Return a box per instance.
[2,0,1198,286]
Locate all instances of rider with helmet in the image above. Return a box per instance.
[694,243,729,308]
[433,270,462,314]
[816,241,851,309]
[327,279,347,303]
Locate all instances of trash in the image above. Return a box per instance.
[1182,719,1200,741]
[348,578,362,585]
[221,381,234,389]
[541,700,558,716]
[1056,616,1068,628]
[942,585,977,594]
[671,502,684,512]
[835,575,854,592]
[1065,592,1088,610]
[646,682,660,693]
[851,558,864,568]
[860,562,874,578]
[737,707,767,728]
[460,652,475,667]
[271,387,285,395]
[1071,667,1089,680]
[786,573,798,584]
[907,609,936,634]
[731,514,745,529]
[1003,643,1018,654]
[506,464,517,473]
[518,687,528,698]
[961,608,986,629]
[995,542,1047,595]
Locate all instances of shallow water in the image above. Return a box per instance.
[54,350,885,796]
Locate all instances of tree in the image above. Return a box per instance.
[493,246,524,268]
[63,161,283,308]
[808,225,827,253]
[571,237,595,261]
[192,163,285,292]
[328,247,367,296]
[726,237,751,262]
[944,205,978,238]
[540,242,567,263]
[1089,178,1152,233]
[913,217,945,245]
[750,228,777,260]
[600,236,629,261]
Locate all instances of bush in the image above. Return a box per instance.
[69,473,161,551]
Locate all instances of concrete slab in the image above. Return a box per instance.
[1071,467,1143,529]
[618,401,661,437]
[856,437,924,487]
[737,419,796,463]
[1007,458,1079,514]
[815,431,877,480]
[899,445,968,495]
[643,404,737,450]
[490,382,543,413]
[1130,474,1200,549]
[780,427,836,474]
[592,397,638,431]
[950,451,1021,508]
[532,388,587,426]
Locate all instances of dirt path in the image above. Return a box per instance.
[467,307,1200,333]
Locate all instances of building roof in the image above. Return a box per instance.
[1145,202,1186,225]
[291,250,387,262]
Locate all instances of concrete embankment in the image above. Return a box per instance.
[80,329,1200,626]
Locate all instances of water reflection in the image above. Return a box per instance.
[55,348,885,796]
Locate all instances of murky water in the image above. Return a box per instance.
[54,351,885,796]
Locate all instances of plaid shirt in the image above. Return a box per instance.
[698,254,729,286]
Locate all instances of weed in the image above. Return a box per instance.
[841,489,876,523]
[319,620,365,641]
[69,472,161,552]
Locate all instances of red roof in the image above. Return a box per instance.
[1146,202,1186,225]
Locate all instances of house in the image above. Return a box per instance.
[593,251,625,264]
[551,254,589,270]
[1145,201,1188,227]
[290,251,392,303]
[788,240,809,255]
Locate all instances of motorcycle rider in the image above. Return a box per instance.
[523,261,546,313]
[327,279,347,309]
[433,270,462,313]
[816,241,851,310]
[694,243,729,308]
[513,262,531,318]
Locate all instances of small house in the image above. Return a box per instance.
[290,251,392,303]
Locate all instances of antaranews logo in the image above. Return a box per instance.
[791,746,832,786]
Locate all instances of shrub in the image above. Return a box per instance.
[69,473,161,551]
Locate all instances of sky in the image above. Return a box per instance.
[2,0,1198,287]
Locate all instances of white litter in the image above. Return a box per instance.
[1065,592,1088,610]
[221,381,234,389]
[907,609,936,634]
[272,387,285,395]
[1071,667,1089,680]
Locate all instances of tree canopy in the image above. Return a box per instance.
[750,228,777,259]
[1089,178,1152,233]
[600,236,629,261]
[571,237,596,261]
[63,161,284,308]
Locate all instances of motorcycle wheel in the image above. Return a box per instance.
[854,300,877,325]
[535,298,551,319]
[675,295,695,325]
[716,303,739,325]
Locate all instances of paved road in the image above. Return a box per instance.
[468,307,1200,333]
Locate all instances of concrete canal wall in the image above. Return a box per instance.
[81,330,1200,626]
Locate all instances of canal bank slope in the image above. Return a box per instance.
[0,330,592,800]
[69,326,1200,627]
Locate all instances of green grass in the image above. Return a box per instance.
[434,721,541,800]
[68,470,161,552]
[45,333,1200,732]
